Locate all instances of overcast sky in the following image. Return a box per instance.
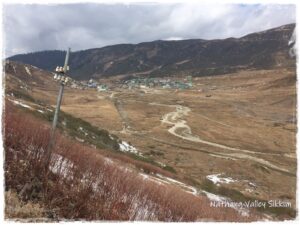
[2,3,296,57]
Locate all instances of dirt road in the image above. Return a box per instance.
[150,102,292,174]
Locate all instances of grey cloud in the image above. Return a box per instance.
[2,3,296,57]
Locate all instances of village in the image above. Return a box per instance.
[66,75,194,92]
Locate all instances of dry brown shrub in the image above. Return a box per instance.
[5,190,45,219]
[4,100,257,221]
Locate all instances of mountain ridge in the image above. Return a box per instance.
[8,23,295,80]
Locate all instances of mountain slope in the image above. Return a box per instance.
[9,23,295,80]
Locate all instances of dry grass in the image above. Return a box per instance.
[4,100,256,221]
[12,67,296,203]
[5,190,45,219]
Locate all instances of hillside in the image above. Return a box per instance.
[4,58,297,220]
[8,23,295,80]
[6,101,254,221]
[4,61,264,221]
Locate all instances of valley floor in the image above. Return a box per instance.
[4,66,297,220]
[57,69,297,205]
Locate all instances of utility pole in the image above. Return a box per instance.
[45,48,71,170]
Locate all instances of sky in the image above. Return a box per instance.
[2,3,296,57]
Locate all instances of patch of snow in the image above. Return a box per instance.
[140,173,149,180]
[245,188,253,193]
[119,141,138,154]
[9,99,32,109]
[248,182,256,187]
[157,161,166,167]
[156,174,184,185]
[156,174,198,195]
[109,134,115,140]
[78,127,88,136]
[12,65,17,74]
[202,190,228,202]
[25,66,32,75]
[138,173,166,186]
[75,137,85,143]
[206,173,236,185]
[49,153,74,179]
[37,110,44,114]
[129,199,158,220]
[20,85,28,90]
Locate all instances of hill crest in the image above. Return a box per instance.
[8,23,295,80]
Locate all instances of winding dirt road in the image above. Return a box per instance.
[150,102,293,174]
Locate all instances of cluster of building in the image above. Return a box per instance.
[121,76,193,90]
[66,76,194,92]
[68,78,108,92]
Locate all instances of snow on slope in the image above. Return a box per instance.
[119,141,138,154]
[206,173,236,185]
